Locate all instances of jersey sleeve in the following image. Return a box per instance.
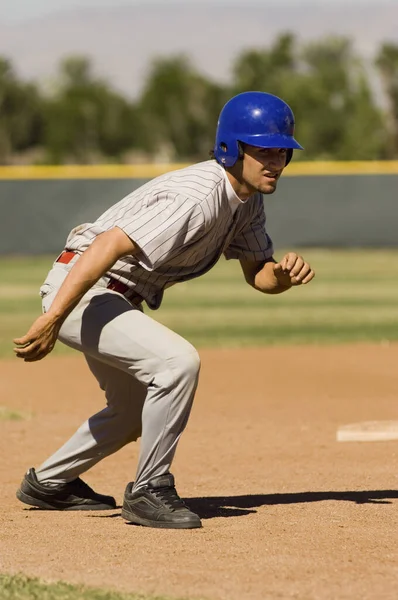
[116,192,205,270]
[224,196,274,261]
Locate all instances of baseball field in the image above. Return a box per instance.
[1,249,397,600]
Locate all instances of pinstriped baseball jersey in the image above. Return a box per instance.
[65,160,274,309]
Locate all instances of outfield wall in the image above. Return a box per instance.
[1,162,397,254]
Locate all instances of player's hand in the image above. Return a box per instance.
[13,313,62,362]
[273,252,315,287]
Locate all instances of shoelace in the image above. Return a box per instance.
[150,486,187,511]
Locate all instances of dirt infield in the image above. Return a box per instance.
[0,344,397,600]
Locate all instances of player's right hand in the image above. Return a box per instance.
[13,313,61,362]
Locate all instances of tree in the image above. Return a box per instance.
[376,43,398,157]
[138,56,228,161]
[232,33,297,98]
[0,57,44,164]
[44,56,140,163]
[299,37,386,159]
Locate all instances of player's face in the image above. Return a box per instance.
[241,146,287,195]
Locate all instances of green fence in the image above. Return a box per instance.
[1,163,397,254]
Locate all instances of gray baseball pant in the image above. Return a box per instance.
[35,260,200,490]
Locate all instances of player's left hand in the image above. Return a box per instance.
[273,252,315,287]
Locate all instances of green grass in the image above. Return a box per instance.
[1,249,398,357]
[0,574,187,600]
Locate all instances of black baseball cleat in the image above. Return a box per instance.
[16,468,116,511]
[121,473,202,529]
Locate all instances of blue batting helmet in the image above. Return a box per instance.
[214,91,303,167]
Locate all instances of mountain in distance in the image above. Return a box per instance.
[0,2,397,97]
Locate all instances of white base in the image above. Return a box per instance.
[337,421,398,442]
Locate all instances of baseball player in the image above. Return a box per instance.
[14,91,315,529]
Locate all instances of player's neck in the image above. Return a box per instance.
[225,170,255,201]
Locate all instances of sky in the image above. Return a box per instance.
[0,0,391,22]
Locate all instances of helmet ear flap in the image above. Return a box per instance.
[215,138,240,167]
[285,148,293,166]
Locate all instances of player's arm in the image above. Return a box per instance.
[239,252,315,295]
[43,227,137,321]
[13,227,138,362]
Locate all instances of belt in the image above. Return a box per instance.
[56,250,143,304]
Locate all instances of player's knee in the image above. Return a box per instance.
[148,347,201,391]
[173,349,201,385]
